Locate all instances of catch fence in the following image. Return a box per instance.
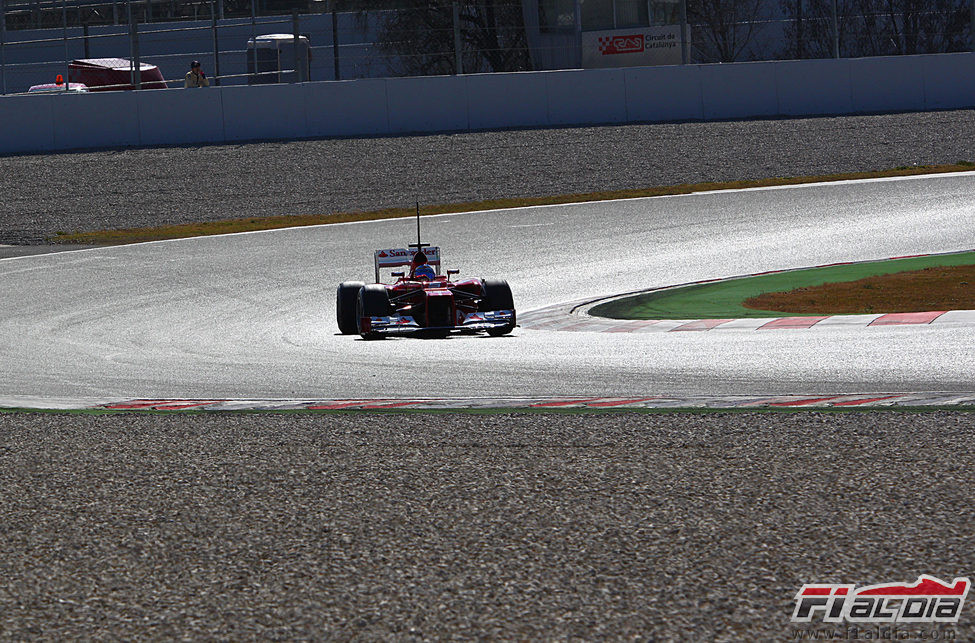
[1,1,974,95]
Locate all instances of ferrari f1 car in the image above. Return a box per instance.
[336,242,516,339]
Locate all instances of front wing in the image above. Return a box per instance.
[362,310,515,335]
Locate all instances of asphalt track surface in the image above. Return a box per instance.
[2,172,975,400]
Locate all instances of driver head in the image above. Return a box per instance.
[414,264,436,280]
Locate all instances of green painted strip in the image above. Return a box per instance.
[591,251,975,320]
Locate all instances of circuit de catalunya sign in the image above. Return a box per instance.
[581,25,686,68]
[792,576,970,624]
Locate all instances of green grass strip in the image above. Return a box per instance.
[591,251,975,320]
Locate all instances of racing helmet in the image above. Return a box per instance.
[414,264,436,280]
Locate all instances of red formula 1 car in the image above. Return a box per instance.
[335,242,516,339]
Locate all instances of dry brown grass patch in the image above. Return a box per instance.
[744,264,975,314]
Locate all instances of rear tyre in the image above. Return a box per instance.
[357,284,393,340]
[336,281,364,334]
[480,279,516,337]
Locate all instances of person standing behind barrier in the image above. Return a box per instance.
[184,61,209,88]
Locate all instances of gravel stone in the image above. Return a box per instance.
[1,411,973,640]
[1,110,974,243]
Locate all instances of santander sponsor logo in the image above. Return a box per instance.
[375,247,442,270]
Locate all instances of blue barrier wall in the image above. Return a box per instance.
[1,52,973,156]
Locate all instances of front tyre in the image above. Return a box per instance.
[336,281,364,334]
[480,279,516,337]
[357,284,393,340]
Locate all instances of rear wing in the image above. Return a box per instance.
[374,247,441,282]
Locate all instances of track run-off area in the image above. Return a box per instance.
[2,171,975,407]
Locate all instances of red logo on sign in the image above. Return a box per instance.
[598,35,644,55]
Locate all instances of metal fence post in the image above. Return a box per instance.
[574,0,582,68]
[1,0,6,95]
[332,4,339,80]
[128,0,141,89]
[128,0,134,86]
[291,9,298,82]
[249,0,256,83]
[62,0,69,91]
[796,0,803,59]
[452,2,462,75]
[680,0,688,64]
[831,0,839,58]
[134,12,141,89]
[135,13,141,88]
[211,0,220,85]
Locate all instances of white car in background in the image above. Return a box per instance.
[28,82,89,94]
